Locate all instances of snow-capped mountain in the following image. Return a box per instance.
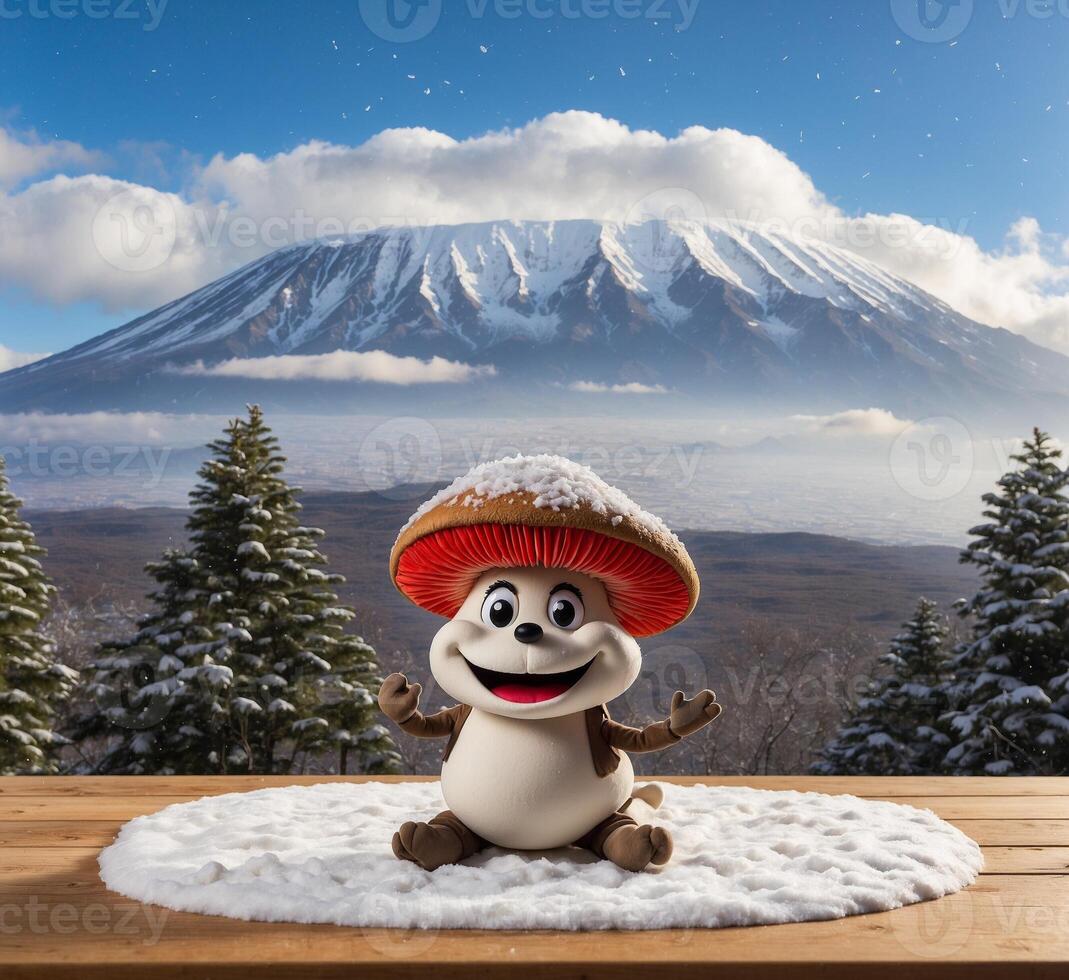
[4,219,1068,415]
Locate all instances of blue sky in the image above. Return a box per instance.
[1,0,1067,352]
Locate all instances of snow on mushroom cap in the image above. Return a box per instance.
[397,454,682,546]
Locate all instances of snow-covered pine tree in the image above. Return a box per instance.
[812,598,952,775]
[69,547,235,774]
[74,406,399,775]
[0,457,77,774]
[944,428,1069,775]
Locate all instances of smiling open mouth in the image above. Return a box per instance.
[464,657,595,704]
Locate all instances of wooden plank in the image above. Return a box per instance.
[0,822,120,848]
[3,793,1066,823]
[979,847,1069,874]
[0,876,1066,978]
[948,820,1069,846]
[2,774,1067,796]
[0,775,437,796]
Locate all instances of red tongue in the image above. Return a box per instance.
[491,681,571,704]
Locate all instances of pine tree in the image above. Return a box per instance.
[0,458,77,774]
[71,548,235,774]
[944,428,1069,775]
[813,598,952,775]
[72,407,399,775]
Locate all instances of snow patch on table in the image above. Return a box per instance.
[98,781,982,931]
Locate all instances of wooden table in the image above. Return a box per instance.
[1,776,1066,978]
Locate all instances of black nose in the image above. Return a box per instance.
[513,622,543,644]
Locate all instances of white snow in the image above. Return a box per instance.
[98,781,981,931]
[49,219,947,373]
[398,453,682,547]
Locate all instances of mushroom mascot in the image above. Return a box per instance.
[380,454,721,872]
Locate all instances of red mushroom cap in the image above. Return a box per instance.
[389,455,698,637]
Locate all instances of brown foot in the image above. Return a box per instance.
[602,823,674,872]
[577,810,674,872]
[391,810,485,871]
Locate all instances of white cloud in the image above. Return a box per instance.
[0,127,100,189]
[176,350,497,385]
[0,346,49,373]
[0,175,232,310]
[569,380,670,394]
[789,408,913,437]
[2,111,1069,352]
[0,411,220,445]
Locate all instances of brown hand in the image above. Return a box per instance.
[379,672,422,723]
[669,689,722,738]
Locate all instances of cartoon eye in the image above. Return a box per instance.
[547,588,584,630]
[481,586,517,629]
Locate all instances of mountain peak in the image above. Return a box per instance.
[2,218,1067,417]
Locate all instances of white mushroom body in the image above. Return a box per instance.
[441,709,634,849]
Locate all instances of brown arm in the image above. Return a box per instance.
[379,672,462,739]
[396,704,463,739]
[602,717,681,753]
[602,690,723,753]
